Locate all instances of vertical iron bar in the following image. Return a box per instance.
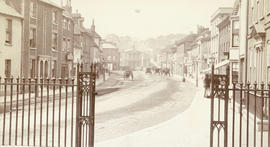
[71,79,74,147]
[232,82,236,147]
[240,83,243,147]
[2,78,7,145]
[34,78,38,146]
[9,77,13,145]
[83,83,86,116]
[210,64,214,147]
[15,77,19,145]
[82,124,85,147]
[224,66,229,147]
[218,95,221,122]
[0,77,2,145]
[86,85,89,116]
[246,82,250,147]
[261,83,264,147]
[76,63,82,147]
[39,78,43,146]
[27,78,31,146]
[64,79,68,147]
[58,78,62,147]
[46,78,50,147]
[52,78,56,147]
[254,82,257,147]
[89,122,91,147]
[268,83,270,147]
[21,78,26,145]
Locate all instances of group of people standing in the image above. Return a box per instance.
[203,74,211,98]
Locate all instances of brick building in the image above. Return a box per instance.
[246,0,270,83]
[61,0,74,78]
[210,7,233,67]
[13,0,64,78]
[175,34,198,76]
[102,42,120,70]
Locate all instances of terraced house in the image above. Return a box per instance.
[246,0,270,83]
[0,0,23,77]
[9,0,64,78]
[61,0,74,78]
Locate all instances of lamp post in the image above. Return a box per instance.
[209,56,215,69]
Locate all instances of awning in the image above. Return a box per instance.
[215,60,229,69]
[202,60,230,73]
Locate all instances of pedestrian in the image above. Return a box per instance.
[203,74,210,98]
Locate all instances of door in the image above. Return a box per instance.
[5,59,11,77]
[61,65,68,78]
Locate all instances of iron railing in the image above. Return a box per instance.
[0,77,76,147]
[0,63,97,147]
[210,65,270,147]
[229,82,270,147]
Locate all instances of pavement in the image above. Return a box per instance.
[95,75,211,147]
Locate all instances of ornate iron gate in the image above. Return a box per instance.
[210,65,230,147]
[76,64,96,147]
[210,65,270,147]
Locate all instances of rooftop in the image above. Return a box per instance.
[39,0,62,9]
[102,42,117,49]
[211,7,233,22]
[0,0,23,18]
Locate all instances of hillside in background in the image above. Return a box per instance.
[104,33,186,53]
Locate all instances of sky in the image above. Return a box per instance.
[53,0,234,40]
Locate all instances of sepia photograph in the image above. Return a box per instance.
[0,0,270,146]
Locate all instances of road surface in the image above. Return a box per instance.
[0,71,198,146]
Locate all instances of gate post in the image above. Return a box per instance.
[76,63,82,147]
[209,64,230,147]
[224,65,230,147]
[210,64,214,147]
[89,64,96,147]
